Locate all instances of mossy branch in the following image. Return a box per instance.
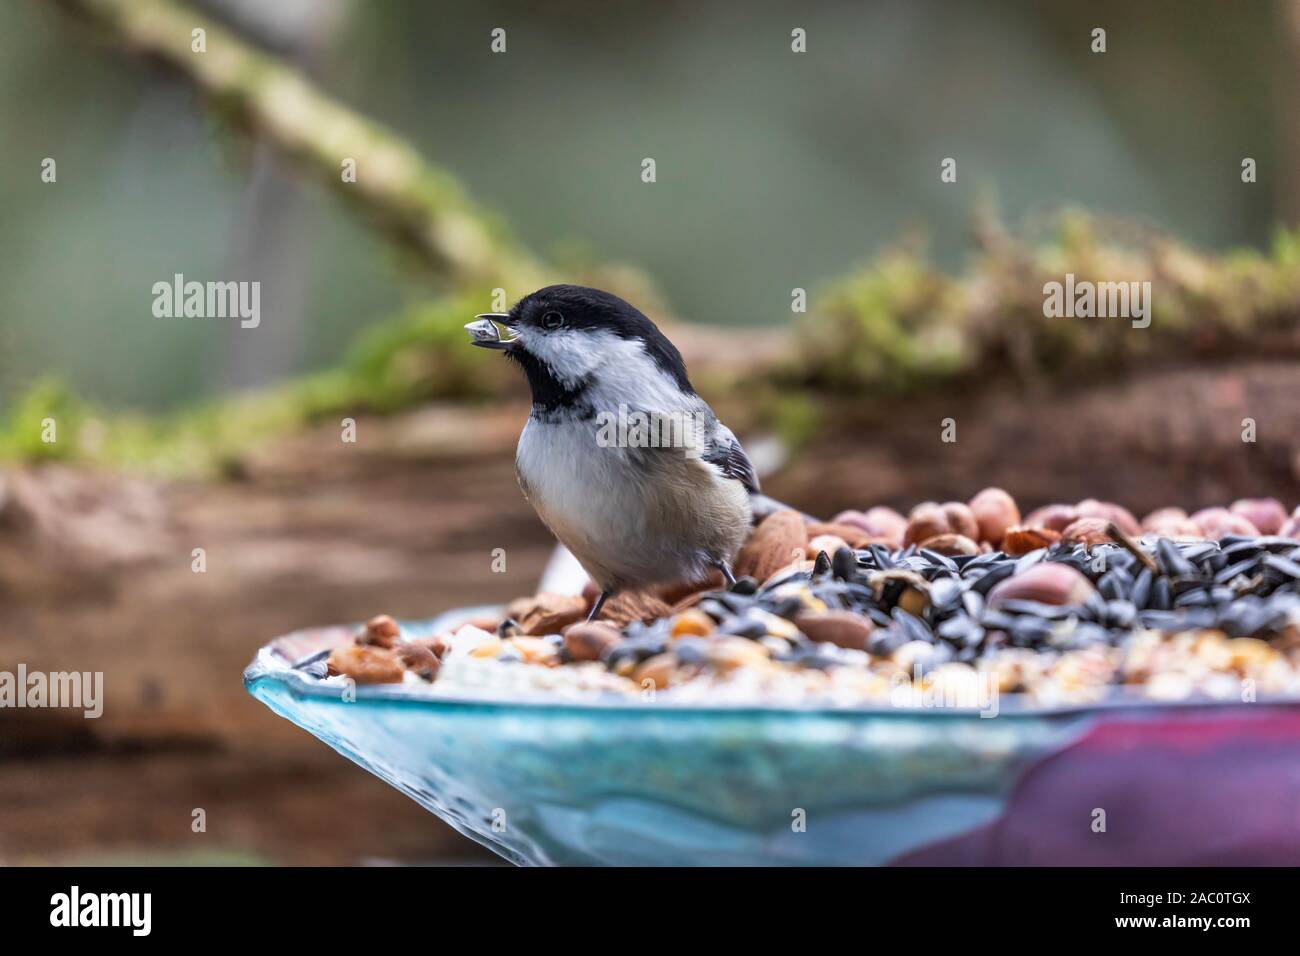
[790,213,1300,395]
[48,0,544,289]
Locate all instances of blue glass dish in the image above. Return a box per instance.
[245,609,1300,865]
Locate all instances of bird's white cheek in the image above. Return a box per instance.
[521,330,601,386]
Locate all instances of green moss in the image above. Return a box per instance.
[342,294,510,411]
[0,378,88,462]
[794,249,966,393]
[769,390,820,450]
[0,293,512,475]
[790,212,1300,394]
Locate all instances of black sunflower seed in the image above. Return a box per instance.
[1130,567,1153,608]
[868,544,894,570]
[1098,569,1131,601]
[1263,554,1300,580]
[928,576,964,613]
[718,615,768,640]
[892,607,933,644]
[812,550,833,576]
[831,547,857,581]
[1156,538,1196,579]
[1214,558,1259,586]
[919,549,958,573]
[970,562,1016,596]
[1149,576,1172,611]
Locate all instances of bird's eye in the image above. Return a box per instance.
[540,311,564,330]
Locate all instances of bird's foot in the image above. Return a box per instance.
[587,590,611,622]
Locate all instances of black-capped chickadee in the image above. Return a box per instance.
[467,285,758,621]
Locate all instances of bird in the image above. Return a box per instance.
[466,284,759,622]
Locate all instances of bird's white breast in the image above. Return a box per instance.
[516,415,749,590]
[516,416,632,552]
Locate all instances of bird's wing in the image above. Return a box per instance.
[700,420,761,495]
[613,399,761,495]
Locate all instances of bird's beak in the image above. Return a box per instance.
[465,313,518,350]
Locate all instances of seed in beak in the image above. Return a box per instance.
[465,315,516,349]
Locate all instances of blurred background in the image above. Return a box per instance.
[1,0,1299,864]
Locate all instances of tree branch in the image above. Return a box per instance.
[47,0,545,289]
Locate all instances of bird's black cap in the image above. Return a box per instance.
[508,285,695,396]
